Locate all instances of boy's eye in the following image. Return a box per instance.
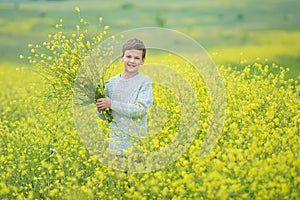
[126,55,141,60]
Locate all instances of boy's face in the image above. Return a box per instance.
[121,49,145,74]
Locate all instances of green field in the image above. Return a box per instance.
[0,0,300,77]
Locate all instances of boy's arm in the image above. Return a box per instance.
[111,82,153,118]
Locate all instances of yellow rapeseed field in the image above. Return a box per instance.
[1,8,299,199]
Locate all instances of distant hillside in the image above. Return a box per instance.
[0,0,69,2]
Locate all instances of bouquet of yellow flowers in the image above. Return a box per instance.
[21,6,113,126]
[94,79,113,122]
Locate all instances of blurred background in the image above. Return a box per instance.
[1,0,299,78]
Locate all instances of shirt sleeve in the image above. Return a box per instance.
[111,82,153,118]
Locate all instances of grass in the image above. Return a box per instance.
[0,0,300,77]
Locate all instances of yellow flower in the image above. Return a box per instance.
[0,182,9,196]
[74,6,80,13]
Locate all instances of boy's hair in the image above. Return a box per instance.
[122,38,146,59]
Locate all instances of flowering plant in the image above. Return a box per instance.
[21,6,113,122]
[95,79,114,122]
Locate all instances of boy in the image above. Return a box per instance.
[96,38,153,155]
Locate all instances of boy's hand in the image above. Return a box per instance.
[96,98,112,112]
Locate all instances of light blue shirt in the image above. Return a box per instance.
[97,73,153,153]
